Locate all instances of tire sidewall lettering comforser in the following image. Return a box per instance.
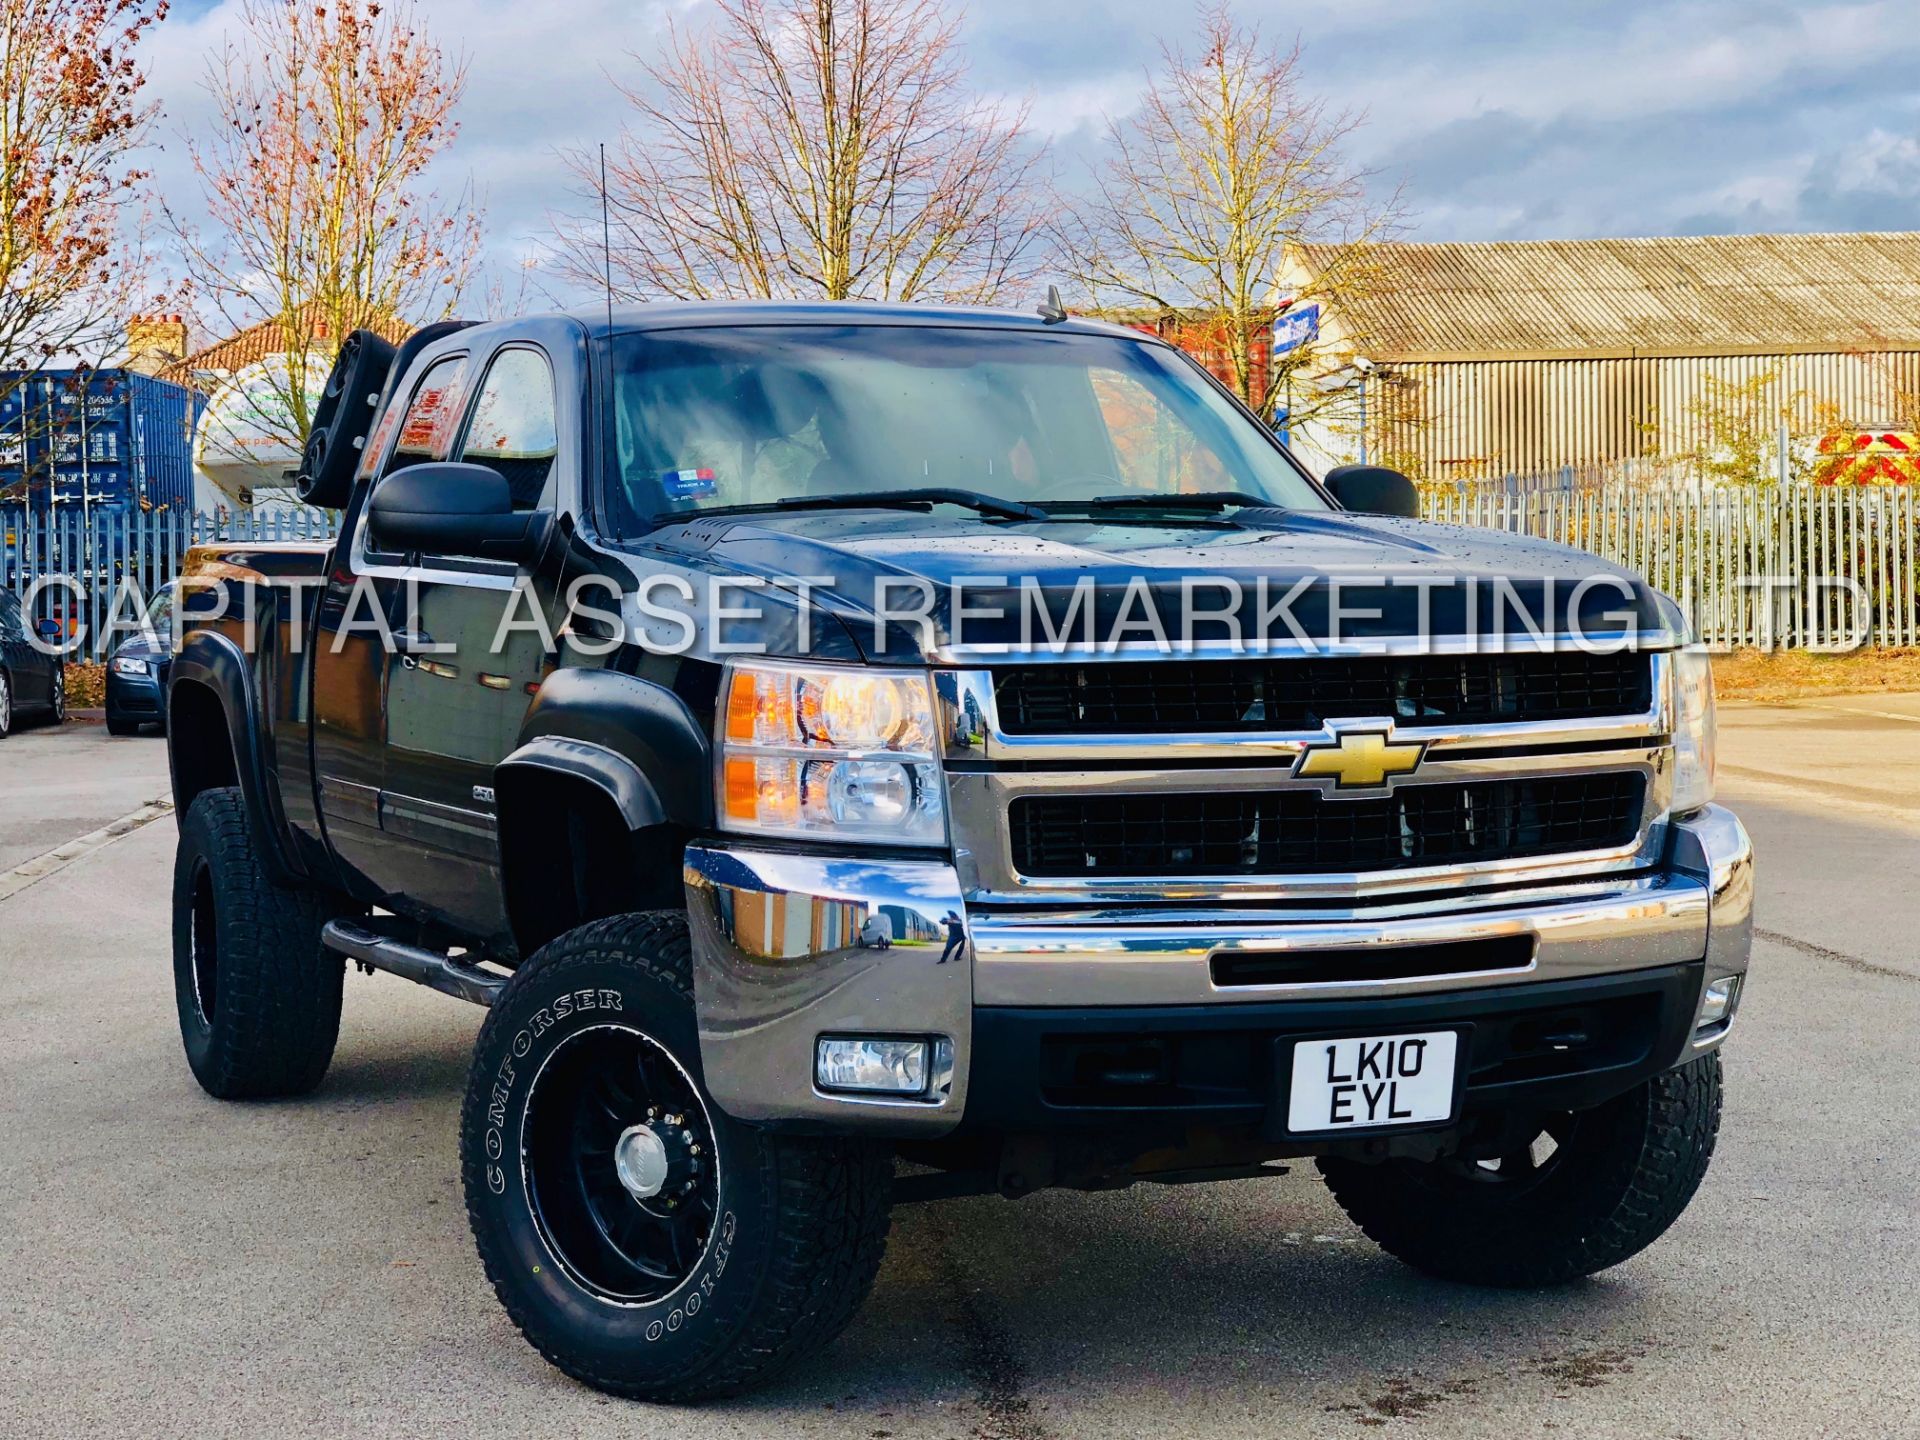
[463,948,767,1376]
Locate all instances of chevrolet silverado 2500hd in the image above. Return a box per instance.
[163,303,1752,1401]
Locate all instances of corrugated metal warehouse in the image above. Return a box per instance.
[1284,232,1920,481]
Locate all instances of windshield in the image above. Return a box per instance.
[602,324,1326,532]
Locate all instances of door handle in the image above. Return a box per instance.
[393,628,436,669]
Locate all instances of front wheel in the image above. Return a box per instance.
[1318,1054,1722,1287]
[461,912,893,1402]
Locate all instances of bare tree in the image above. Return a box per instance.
[1062,4,1396,419]
[555,0,1046,305]
[0,0,167,413]
[170,0,481,450]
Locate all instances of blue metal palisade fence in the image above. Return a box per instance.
[0,507,338,655]
[2,491,1916,654]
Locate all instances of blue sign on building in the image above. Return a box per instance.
[1272,302,1321,355]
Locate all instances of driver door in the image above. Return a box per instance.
[312,350,470,899]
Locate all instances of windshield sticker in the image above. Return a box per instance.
[663,467,718,499]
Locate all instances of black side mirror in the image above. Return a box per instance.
[1323,464,1420,518]
[368,462,551,563]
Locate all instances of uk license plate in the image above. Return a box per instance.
[1286,1030,1460,1134]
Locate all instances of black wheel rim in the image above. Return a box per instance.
[1436,1113,1578,1193]
[521,1023,719,1305]
[188,859,219,1023]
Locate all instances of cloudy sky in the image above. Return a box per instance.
[149,0,1920,309]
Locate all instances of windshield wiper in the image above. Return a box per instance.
[661,486,1045,524]
[1034,491,1279,514]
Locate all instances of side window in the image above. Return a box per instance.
[0,591,21,637]
[460,349,559,510]
[380,355,470,479]
[1089,368,1231,494]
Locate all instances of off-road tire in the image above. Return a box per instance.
[1319,1054,1722,1287]
[171,787,343,1098]
[461,912,893,1403]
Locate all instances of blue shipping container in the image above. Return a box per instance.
[0,368,205,514]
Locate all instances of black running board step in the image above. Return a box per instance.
[321,918,507,1007]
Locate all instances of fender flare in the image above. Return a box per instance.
[494,734,667,829]
[498,667,714,833]
[168,628,301,883]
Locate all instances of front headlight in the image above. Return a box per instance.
[1671,647,1716,813]
[717,661,946,844]
[112,656,150,677]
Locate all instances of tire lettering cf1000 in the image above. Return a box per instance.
[645,1212,737,1341]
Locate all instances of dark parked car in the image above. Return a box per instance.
[0,589,65,738]
[106,584,176,736]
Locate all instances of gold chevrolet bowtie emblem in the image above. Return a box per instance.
[1294,728,1427,790]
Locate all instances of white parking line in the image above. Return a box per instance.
[0,797,173,905]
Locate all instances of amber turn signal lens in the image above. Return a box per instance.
[723,756,760,820]
[725,673,759,743]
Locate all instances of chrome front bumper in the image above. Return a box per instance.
[682,805,1753,1135]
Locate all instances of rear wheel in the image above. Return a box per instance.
[171,787,344,1098]
[1319,1055,1722,1287]
[0,671,13,738]
[461,912,893,1401]
[45,665,64,725]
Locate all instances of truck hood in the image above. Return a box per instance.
[635,507,1682,663]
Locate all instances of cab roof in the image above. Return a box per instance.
[567,298,1154,344]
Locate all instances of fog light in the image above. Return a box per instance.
[816,1035,929,1095]
[1699,975,1740,1028]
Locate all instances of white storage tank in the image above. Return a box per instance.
[191,355,330,510]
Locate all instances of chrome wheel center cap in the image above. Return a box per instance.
[614,1124,671,1200]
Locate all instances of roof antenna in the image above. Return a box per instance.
[1037,284,1068,324]
[599,142,616,335]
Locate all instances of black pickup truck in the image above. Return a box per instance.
[164,302,1752,1402]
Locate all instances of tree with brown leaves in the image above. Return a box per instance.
[1063,5,1396,420]
[557,0,1046,305]
[171,0,481,450]
[0,0,167,381]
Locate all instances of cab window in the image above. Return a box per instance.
[380,354,470,479]
[460,348,559,510]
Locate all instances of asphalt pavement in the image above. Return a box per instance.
[0,720,172,872]
[2,704,1917,1439]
